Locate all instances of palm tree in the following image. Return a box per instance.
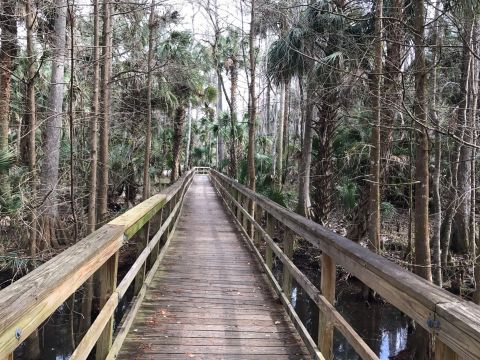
[216,29,244,178]
[158,32,216,182]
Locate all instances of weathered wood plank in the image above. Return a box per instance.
[117,175,308,360]
[95,251,119,359]
[0,225,124,359]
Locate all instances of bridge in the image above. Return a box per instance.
[0,168,479,360]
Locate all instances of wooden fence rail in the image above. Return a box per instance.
[209,169,480,360]
[0,168,196,360]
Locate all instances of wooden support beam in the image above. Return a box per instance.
[253,206,262,248]
[435,339,459,360]
[282,229,294,299]
[134,222,150,296]
[266,213,274,269]
[236,189,242,221]
[95,251,119,359]
[318,254,335,359]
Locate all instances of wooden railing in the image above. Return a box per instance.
[210,169,480,360]
[0,168,196,360]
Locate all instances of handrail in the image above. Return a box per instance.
[210,169,480,360]
[0,168,198,360]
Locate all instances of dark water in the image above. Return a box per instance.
[291,279,409,359]
[14,282,135,360]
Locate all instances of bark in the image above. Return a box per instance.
[143,0,155,200]
[412,0,432,356]
[97,0,113,225]
[39,0,67,247]
[0,0,18,201]
[79,0,101,342]
[296,78,313,217]
[185,103,192,169]
[312,97,336,225]
[217,75,224,167]
[453,16,476,254]
[430,0,442,286]
[368,0,383,252]
[266,79,272,136]
[171,107,186,182]
[247,0,256,192]
[228,58,238,178]
[281,80,290,184]
[22,0,38,256]
[275,83,285,184]
[88,0,100,232]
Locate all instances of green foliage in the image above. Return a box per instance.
[0,150,14,172]
[267,26,306,84]
[335,181,358,211]
[381,201,398,220]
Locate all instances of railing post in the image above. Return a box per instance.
[435,339,458,360]
[242,197,249,231]
[236,190,242,221]
[149,209,163,267]
[318,254,335,358]
[282,228,294,298]
[265,213,274,270]
[134,222,150,295]
[253,206,262,247]
[95,251,119,359]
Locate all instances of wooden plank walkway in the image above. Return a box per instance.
[117,175,310,360]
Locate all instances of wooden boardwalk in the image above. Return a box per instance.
[117,175,309,360]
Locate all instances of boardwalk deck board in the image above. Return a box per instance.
[117,175,310,359]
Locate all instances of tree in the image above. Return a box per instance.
[0,0,18,204]
[247,0,256,192]
[368,0,383,252]
[97,0,113,225]
[88,0,101,232]
[38,0,67,246]
[412,0,432,356]
[22,0,38,255]
[143,0,157,199]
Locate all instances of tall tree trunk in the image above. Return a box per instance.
[79,0,101,343]
[281,80,290,184]
[312,97,336,225]
[39,0,67,247]
[412,0,432,356]
[143,0,155,200]
[266,79,271,136]
[430,0,442,286]
[22,0,37,256]
[369,0,383,252]
[453,15,476,254]
[97,0,113,225]
[275,83,285,185]
[247,0,256,192]
[297,78,313,217]
[229,59,238,178]
[88,0,100,232]
[0,0,17,203]
[185,103,192,168]
[171,107,186,182]
[217,75,224,167]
